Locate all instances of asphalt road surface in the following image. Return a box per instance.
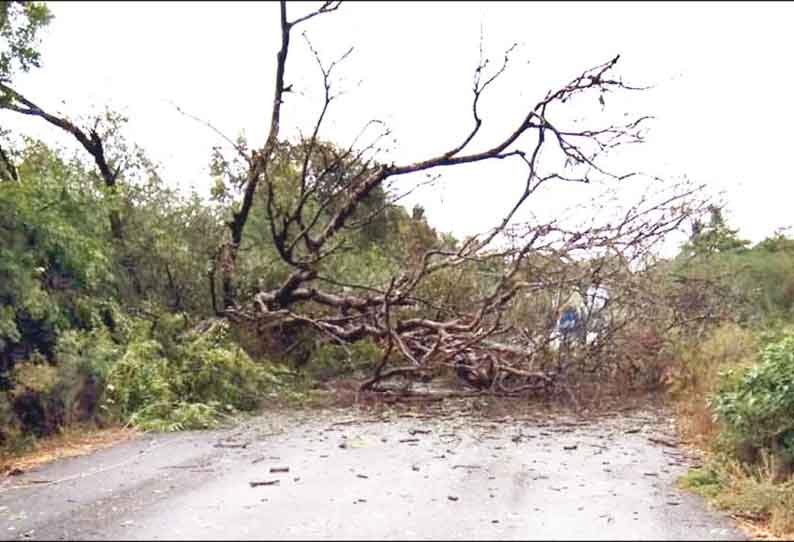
[0,404,745,540]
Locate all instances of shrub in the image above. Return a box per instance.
[665,323,758,446]
[54,326,123,422]
[712,332,794,474]
[102,320,284,431]
[169,322,274,411]
[104,339,172,417]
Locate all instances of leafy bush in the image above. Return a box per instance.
[168,322,276,411]
[12,358,58,393]
[104,339,172,417]
[101,320,284,431]
[712,332,794,468]
[7,336,118,438]
[54,326,122,413]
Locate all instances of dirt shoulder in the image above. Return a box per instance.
[0,425,137,476]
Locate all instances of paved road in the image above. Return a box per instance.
[0,405,744,540]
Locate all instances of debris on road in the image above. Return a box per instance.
[647,436,679,448]
[249,480,280,487]
[0,405,745,541]
[215,441,250,449]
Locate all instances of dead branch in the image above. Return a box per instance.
[210,2,708,400]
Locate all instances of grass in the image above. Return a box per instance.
[668,323,758,448]
[680,456,794,540]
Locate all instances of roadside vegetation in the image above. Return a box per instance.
[669,227,794,537]
[1,2,793,537]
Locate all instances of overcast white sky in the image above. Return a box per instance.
[4,1,794,246]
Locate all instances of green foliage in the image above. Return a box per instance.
[0,1,52,83]
[673,235,794,532]
[0,142,114,336]
[0,143,120,441]
[309,338,382,379]
[685,205,750,256]
[0,304,20,348]
[12,358,57,393]
[128,400,229,432]
[168,322,274,411]
[122,178,225,316]
[741,243,794,321]
[675,216,794,326]
[0,137,247,443]
[712,332,794,462]
[105,339,171,417]
[55,325,123,384]
[102,320,284,432]
[680,466,724,499]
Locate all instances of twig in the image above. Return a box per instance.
[249,480,280,487]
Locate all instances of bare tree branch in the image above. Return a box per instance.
[0,81,125,239]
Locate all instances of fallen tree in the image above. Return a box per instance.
[0,1,716,400]
[212,1,712,395]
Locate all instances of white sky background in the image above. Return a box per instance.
[4,1,794,250]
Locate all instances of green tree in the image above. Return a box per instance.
[0,139,116,432]
[0,1,52,83]
[121,176,226,316]
[687,205,750,255]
